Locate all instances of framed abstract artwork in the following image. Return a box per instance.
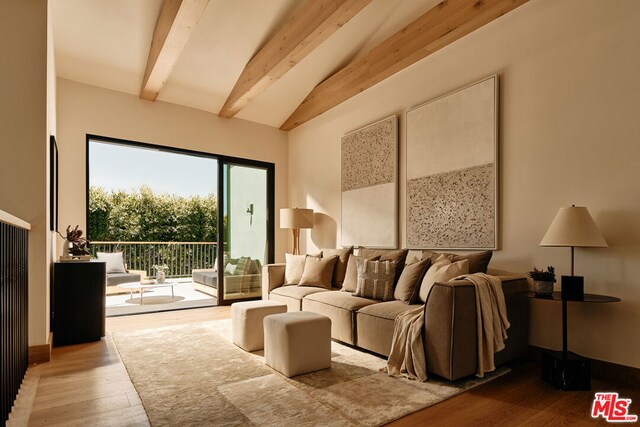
[341,116,398,248]
[406,75,498,250]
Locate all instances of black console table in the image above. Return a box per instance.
[52,261,106,346]
[517,291,620,390]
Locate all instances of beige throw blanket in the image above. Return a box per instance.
[384,305,428,381]
[385,273,509,381]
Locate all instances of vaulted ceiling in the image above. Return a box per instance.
[52,0,526,130]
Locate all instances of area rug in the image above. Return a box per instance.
[112,320,509,426]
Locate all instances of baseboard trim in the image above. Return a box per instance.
[528,345,640,388]
[28,332,52,364]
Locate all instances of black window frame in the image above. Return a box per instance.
[85,134,275,306]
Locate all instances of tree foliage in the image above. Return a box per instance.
[88,186,217,242]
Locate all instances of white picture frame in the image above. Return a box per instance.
[405,75,498,250]
[341,116,398,249]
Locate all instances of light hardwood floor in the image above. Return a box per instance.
[12,306,638,426]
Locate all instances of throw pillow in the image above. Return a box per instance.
[224,263,237,275]
[357,248,409,284]
[284,254,306,285]
[421,250,492,274]
[342,254,381,292]
[298,255,338,289]
[234,257,251,276]
[394,258,431,304]
[97,252,126,274]
[418,255,469,303]
[354,259,395,301]
[284,253,320,285]
[321,247,354,288]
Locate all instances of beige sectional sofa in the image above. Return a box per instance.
[262,257,529,381]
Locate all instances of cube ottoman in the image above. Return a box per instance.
[263,311,331,378]
[231,300,287,352]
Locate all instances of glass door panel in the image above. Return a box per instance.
[221,163,269,302]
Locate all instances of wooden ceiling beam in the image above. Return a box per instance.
[218,0,374,119]
[280,0,528,131]
[140,0,209,101]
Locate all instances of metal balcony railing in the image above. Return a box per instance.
[90,241,217,278]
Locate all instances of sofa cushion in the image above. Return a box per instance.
[321,247,353,288]
[193,270,218,287]
[357,248,409,284]
[418,256,469,303]
[354,259,395,301]
[342,254,381,292]
[357,301,423,357]
[394,258,430,304]
[269,286,329,312]
[298,255,338,289]
[107,272,143,287]
[303,290,379,311]
[422,250,492,274]
[302,291,379,345]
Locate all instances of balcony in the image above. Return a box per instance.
[90,241,217,279]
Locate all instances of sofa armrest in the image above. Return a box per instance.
[424,275,529,381]
[262,263,285,299]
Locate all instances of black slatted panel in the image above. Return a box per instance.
[1,222,28,424]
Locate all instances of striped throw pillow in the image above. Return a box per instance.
[354,259,395,301]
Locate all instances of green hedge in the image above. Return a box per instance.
[88,186,217,242]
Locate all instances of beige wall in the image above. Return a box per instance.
[288,0,640,368]
[0,0,52,346]
[56,78,289,264]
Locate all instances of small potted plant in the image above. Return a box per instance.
[153,264,169,284]
[528,266,556,296]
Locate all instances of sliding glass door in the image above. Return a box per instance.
[219,162,273,303]
[87,134,274,311]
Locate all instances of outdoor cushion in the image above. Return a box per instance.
[193,270,218,288]
[97,252,126,273]
[106,272,143,287]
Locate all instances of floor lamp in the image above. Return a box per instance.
[280,208,314,255]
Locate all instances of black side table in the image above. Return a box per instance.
[517,291,620,390]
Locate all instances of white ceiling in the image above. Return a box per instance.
[52,0,441,129]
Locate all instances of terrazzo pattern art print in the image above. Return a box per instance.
[341,116,398,248]
[406,76,498,249]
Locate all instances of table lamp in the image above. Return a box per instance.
[280,208,314,255]
[540,205,607,300]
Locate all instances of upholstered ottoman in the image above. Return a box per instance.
[264,311,331,378]
[231,300,287,352]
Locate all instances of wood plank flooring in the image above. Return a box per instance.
[11,306,638,426]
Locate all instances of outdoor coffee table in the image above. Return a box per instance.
[119,281,179,305]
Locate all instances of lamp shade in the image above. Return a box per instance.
[540,206,607,247]
[280,208,314,229]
